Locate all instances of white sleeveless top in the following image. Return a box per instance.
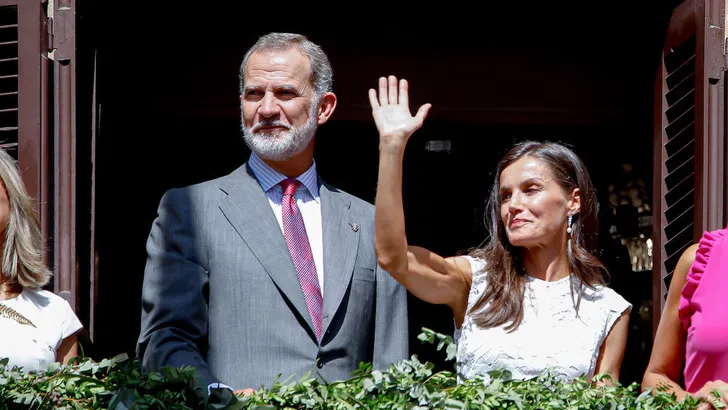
[0,289,83,372]
[454,256,631,383]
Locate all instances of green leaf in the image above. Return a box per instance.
[446,343,457,361]
[363,378,376,392]
[417,328,436,344]
[56,373,105,386]
[108,387,135,410]
[111,352,130,363]
[77,360,95,373]
[444,398,466,409]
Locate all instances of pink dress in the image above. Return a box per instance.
[678,227,728,393]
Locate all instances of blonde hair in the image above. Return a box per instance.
[0,149,51,288]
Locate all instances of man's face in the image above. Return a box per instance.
[240,48,319,161]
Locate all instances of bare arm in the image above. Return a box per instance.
[56,332,79,365]
[642,244,728,408]
[594,308,630,384]
[641,244,697,399]
[369,76,472,325]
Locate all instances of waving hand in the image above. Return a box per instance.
[368,75,431,145]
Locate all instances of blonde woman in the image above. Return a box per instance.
[0,149,82,371]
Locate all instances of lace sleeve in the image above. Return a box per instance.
[461,255,488,310]
[603,288,631,338]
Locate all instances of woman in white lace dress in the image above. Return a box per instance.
[368,76,631,384]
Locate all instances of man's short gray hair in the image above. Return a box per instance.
[239,33,333,98]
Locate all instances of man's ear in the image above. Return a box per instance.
[316,92,337,125]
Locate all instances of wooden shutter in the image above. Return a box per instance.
[0,5,18,156]
[653,0,725,332]
[8,0,79,317]
[0,0,49,248]
[47,0,78,313]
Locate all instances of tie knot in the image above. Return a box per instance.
[280,178,299,197]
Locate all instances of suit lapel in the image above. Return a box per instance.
[217,164,315,336]
[320,183,359,335]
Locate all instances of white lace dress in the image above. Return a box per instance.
[454,256,631,383]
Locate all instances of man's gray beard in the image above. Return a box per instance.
[241,108,319,162]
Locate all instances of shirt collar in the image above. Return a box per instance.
[247,152,320,200]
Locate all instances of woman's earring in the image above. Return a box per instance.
[567,213,573,234]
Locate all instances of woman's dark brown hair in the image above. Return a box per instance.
[469,141,606,331]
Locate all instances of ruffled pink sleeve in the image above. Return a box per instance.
[679,228,728,331]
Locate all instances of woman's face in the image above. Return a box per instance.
[0,181,9,235]
[499,156,579,249]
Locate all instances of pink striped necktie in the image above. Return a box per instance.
[280,178,323,341]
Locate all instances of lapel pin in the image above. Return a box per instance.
[349,222,359,232]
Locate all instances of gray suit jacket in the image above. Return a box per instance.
[136,162,409,390]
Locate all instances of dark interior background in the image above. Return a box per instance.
[76,2,677,386]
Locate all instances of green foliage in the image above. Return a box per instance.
[0,353,205,409]
[0,329,711,409]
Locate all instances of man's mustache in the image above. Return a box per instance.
[252,120,291,133]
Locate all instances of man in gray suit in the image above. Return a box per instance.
[136,32,409,394]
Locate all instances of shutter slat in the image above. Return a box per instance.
[665,54,696,88]
[660,32,697,298]
[0,5,17,156]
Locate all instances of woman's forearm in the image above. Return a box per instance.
[642,371,688,401]
[374,141,409,274]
